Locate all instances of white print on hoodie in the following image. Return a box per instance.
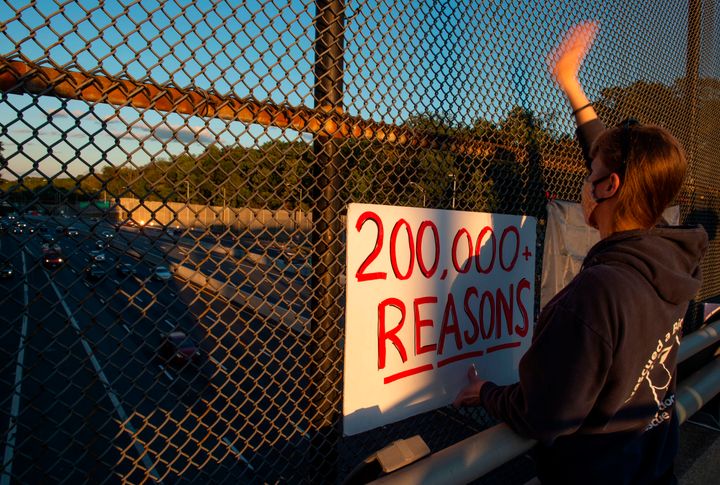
[624,318,683,431]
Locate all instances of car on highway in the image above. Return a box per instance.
[41,233,57,244]
[0,260,14,278]
[42,243,62,252]
[42,247,64,269]
[64,226,80,236]
[94,240,107,249]
[89,250,106,262]
[84,264,107,281]
[116,262,136,277]
[152,266,172,281]
[100,230,114,240]
[55,225,64,234]
[159,331,201,365]
[10,226,22,235]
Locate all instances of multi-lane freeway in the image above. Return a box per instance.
[0,216,313,483]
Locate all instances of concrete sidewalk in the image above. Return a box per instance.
[676,406,720,484]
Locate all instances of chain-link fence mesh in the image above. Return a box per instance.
[0,1,718,483]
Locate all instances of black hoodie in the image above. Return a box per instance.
[478,120,708,484]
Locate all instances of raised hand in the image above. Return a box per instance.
[548,21,600,123]
[549,21,599,89]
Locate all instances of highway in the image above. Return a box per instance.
[0,217,313,483]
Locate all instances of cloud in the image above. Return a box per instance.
[144,123,215,145]
[102,116,217,146]
[150,125,216,145]
[6,126,91,139]
[7,114,217,148]
[52,108,93,120]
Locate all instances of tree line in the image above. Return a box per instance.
[2,77,717,216]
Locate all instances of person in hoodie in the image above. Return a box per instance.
[453,22,708,485]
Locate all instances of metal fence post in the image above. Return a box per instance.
[681,0,703,325]
[685,0,701,165]
[310,0,346,481]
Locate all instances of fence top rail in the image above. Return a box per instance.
[0,56,585,174]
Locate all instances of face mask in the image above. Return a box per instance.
[581,179,599,229]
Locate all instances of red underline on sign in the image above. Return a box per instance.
[437,350,485,368]
[487,341,522,353]
[384,364,435,384]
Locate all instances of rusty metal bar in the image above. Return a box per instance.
[0,56,538,165]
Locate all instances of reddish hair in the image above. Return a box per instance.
[590,124,687,230]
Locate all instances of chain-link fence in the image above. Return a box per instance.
[0,1,718,483]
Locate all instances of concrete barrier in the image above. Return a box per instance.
[109,236,310,336]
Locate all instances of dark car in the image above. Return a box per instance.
[0,260,14,279]
[100,230,114,240]
[152,266,172,281]
[64,226,80,236]
[55,226,64,234]
[116,262,136,277]
[42,249,63,269]
[41,233,57,244]
[85,264,107,281]
[159,331,201,365]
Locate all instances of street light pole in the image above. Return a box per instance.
[448,173,456,209]
[185,180,190,229]
[298,185,303,233]
[410,182,426,208]
[285,183,296,231]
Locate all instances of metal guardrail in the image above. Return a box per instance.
[371,318,720,484]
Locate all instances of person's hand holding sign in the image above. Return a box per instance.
[453,364,488,408]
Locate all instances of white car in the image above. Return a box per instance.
[152,266,172,281]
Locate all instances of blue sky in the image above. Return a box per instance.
[0,0,703,179]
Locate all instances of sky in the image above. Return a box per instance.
[0,0,712,180]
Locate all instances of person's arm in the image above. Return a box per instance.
[550,22,609,165]
[454,270,616,442]
[549,22,600,126]
[476,301,613,442]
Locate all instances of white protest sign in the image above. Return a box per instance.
[343,203,536,436]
